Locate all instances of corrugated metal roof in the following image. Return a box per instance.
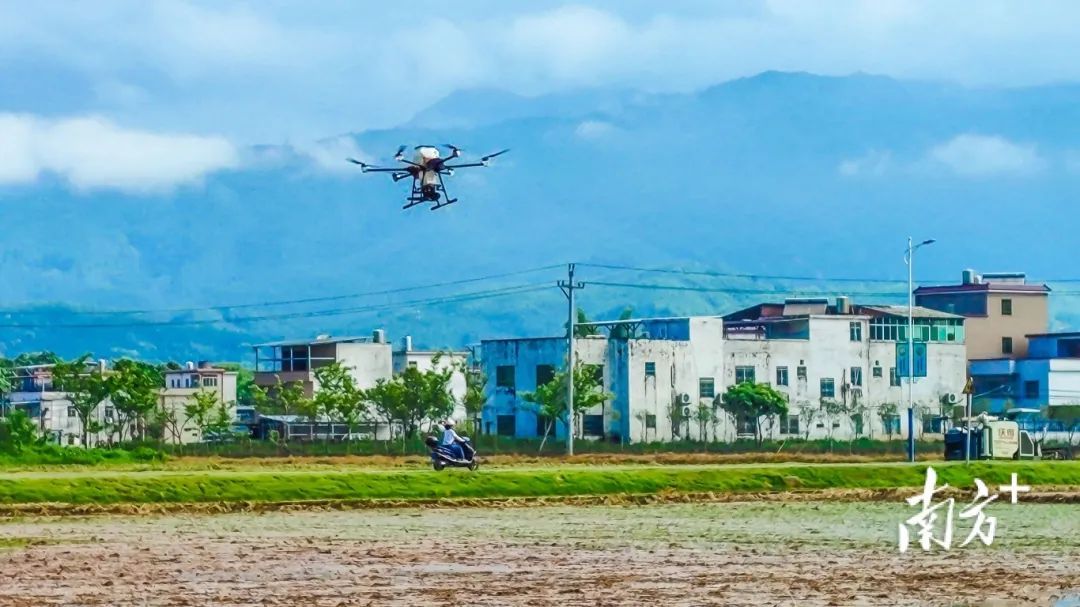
[252,335,374,348]
[858,305,963,319]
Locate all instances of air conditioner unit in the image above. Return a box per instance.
[943,393,959,405]
[678,393,692,405]
[682,406,691,417]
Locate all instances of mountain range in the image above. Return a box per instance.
[2,71,1079,362]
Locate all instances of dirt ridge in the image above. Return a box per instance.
[3,486,1078,517]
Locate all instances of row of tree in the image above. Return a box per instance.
[249,356,487,440]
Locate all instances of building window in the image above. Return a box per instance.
[645,414,657,429]
[582,414,604,437]
[1024,380,1040,399]
[699,377,715,399]
[1001,298,1013,316]
[1002,337,1013,355]
[644,362,656,377]
[735,366,756,384]
[202,376,218,387]
[408,361,418,369]
[850,367,863,387]
[67,406,76,418]
[820,378,835,398]
[496,415,516,436]
[496,366,515,389]
[776,367,789,387]
[849,321,862,342]
[535,364,556,388]
[872,366,883,378]
[780,414,800,435]
[104,407,115,421]
[797,366,807,380]
[890,367,901,387]
[883,415,901,435]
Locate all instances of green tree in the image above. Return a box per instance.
[217,363,257,408]
[52,356,110,447]
[719,382,789,446]
[878,403,900,440]
[365,377,409,440]
[461,364,487,427]
[694,403,718,442]
[313,361,367,441]
[183,390,219,442]
[607,307,637,340]
[106,359,163,442]
[0,410,39,452]
[398,354,456,436]
[521,361,612,450]
[569,308,599,337]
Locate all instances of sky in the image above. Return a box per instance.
[2,0,1080,193]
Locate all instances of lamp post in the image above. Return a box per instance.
[905,237,935,463]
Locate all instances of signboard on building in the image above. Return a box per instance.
[897,342,928,378]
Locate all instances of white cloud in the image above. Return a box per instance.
[293,136,370,174]
[574,120,617,140]
[6,3,1080,140]
[838,149,893,177]
[0,114,239,193]
[927,134,1043,177]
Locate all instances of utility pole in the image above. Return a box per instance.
[905,237,935,463]
[559,263,584,456]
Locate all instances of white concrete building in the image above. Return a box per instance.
[723,298,968,441]
[481,317,725,443]
[4,362,118,446]
[480,298,968,444]
[392,335,468,417]
[252,331,468,435]
[158,362,239,444]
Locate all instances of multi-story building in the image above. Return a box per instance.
[481,317,724,443]
[481,298,968,444]
[968,332,1080,413]
[723,298,968,439]
[252,332,395,396]
[916,270,1050,361]
[4,361,115,446]
[158,362,239,444]
[252,331,467,436]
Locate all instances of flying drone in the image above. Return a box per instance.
[347,144,509,210]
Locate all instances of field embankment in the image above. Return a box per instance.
[1,461,1078,515]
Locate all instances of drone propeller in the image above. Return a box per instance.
[394,145,406,161]
[443,144,462,157]
[480,148,510,165]
[346,157,370,172]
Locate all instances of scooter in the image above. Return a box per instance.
[425,435,479,471]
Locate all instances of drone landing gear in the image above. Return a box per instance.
[430,198,458,211]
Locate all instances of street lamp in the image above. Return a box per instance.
[905,237,935,463]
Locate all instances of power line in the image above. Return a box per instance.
[577,262,1080,286]
[584,280,911,297]
[16,263,566,317]
[0,283,552,329]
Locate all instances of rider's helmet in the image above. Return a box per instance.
[443,419,455,428]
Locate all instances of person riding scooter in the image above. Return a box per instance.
[440,419,469,460]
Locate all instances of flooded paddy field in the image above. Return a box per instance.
[0,501,1076,606]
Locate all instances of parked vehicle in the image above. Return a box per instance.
[945,409,1042,460]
